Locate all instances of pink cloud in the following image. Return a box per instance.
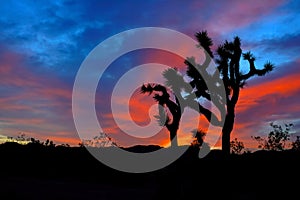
[210,0,285,33]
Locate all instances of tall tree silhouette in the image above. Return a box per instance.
[213,34,273,155]
[141,31,273,154]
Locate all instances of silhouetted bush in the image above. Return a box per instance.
[252,122,293,151]
[230,138,245,154]
[292,136,300,151]
[80,132,118,147]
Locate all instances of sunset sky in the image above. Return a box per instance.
[0,0,299,149]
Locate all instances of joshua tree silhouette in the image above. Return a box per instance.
[140,83,182,147]
[141,31,273,155]
[212,33,273,155]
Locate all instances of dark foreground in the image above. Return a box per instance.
[1,143,299,200]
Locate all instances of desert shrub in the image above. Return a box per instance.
[252,122,293,151]
[230,138,245,154]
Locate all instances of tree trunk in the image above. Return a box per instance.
[222,107,235,156]
[170,129,178,148]
[222,128,231,156]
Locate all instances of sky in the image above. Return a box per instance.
[0,0,299,149]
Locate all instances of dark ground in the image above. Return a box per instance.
[0,143,299,200]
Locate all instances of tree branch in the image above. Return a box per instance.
[186,97,223,127]
[240,56,274,81]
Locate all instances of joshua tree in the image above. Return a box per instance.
[187,31,274,155]
[142,31,273,155]
[140,83,182,147]
[190,129,206,148]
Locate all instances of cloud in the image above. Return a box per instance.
[240,33,300,68]
[204,0,284,34]
[0,0,287,74]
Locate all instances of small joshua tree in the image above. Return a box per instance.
[191,129,206,148]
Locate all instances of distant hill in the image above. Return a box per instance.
[121,144,162,153]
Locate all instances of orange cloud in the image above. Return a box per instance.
[238,72,300,113]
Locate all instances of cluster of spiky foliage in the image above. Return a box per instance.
[141,83,171,126]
